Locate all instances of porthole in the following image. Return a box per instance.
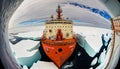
[49,29,52,32]
[66,33,69,37]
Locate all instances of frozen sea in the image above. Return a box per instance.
[9,25,113,69]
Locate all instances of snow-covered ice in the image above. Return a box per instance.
[9,26,113,69]
[91,57,98,66]
[74,26,112,57]
[12,40,39,57]
[30,61,58,69]
[10,40,41,67]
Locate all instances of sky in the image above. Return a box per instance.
[9,0,112,29]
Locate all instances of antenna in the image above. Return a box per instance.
[56,5,62,19]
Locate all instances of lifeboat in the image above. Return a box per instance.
[41,5,77,68]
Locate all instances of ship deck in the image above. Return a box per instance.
[42,38,76,46]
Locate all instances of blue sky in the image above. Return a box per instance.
[67,2,111,20]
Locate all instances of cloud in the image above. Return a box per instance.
[9,0,112,29]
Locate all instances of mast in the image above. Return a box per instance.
[56,5,62,19]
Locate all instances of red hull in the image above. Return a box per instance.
[41,38,76,68]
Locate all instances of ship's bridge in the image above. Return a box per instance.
[44,20,73,40]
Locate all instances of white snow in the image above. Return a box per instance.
[63,62,73,69]
[98,49,106,63]
[30,61,58,69]
[12,40,39,58]
[91,57,98,66]
[73,26,112,57]
[23,65,28,69]
[99,34,120,69]
[9,26,45,34]
[17,31,42,38]
[96,43,111,69]
[9,26,113,69]
[10,40,41,67]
